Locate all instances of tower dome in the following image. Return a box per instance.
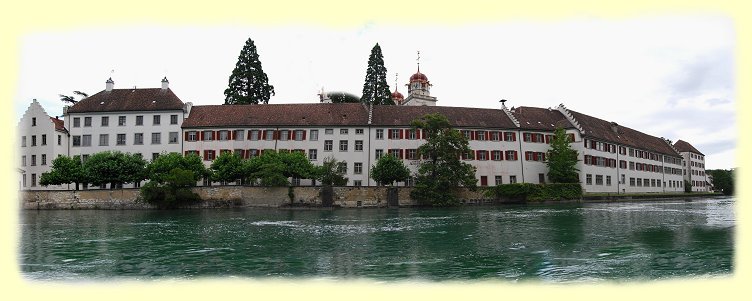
[409,71,428,82]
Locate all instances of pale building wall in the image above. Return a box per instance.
[17,100,69,190]
[681,151,708,192]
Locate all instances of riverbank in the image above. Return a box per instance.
[18,186,723,210]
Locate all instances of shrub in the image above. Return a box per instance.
[485,183,582,202]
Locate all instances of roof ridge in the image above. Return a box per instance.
[557,103,583,132]
[501,103,520,127]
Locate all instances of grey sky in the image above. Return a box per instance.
[14,15,735,169]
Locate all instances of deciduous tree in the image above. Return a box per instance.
[546,128,580,183]
[370,154,410,186]
[39,155,86,190]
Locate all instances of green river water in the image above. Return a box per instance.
[19,197,734,282]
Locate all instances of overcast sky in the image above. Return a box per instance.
[14,15,735,169]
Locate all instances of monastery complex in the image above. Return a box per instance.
[17,66,709,194]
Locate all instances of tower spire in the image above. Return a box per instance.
[394,73,399,91]
[416,51,420,72]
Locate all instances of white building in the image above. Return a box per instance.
[63,77,191,188]
[17,99,69,190]
[674,140,708,192]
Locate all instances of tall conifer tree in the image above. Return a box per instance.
[224,38,275,105]
[361,43,394,105]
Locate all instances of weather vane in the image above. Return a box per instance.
[416,51,420,71]
[395,73,399,88]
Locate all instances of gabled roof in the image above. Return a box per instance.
[50,117,66,133]
[569,109,680,157]
[67,88,184,113]
[182,103,369,128]
[511,106,574,131]
[371,105,517,128]
[673,140,704,155]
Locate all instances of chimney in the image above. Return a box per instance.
[106,77,114,91]
[161,77,169,90]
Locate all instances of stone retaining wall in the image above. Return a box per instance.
[19,186,499,210]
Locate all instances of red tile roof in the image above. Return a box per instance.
[371,105,517,128]
[511,106,574,131]
[49,117,66,132]
[67,88,184,113]
[673,140,704,155]
[182,103,369,128]
[569,109,680,157]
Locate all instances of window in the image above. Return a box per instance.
[203,130,214,141]
[356,129,364,135]
[153,115,161,125]
[480,176,488,186]
[376,129,384,140]
[73,117,80,127]
[118,116,126,126]
[264,130,274,141]
[324,140,333,151]
[621,174,625,185]
[505,150,518,161]
[407,149,418,160]
[248,130,259,140]
[187,131,197,141]
[82,154,89,162]
[41,135,47,145]
[586,174,592,185]
[339,140,348,152]
[390,149,401,158]
[390,129,400,139]
[355,140,363,152]
[99,134,108,146]
[375,149,384,159]
[354,180,362,187]
[31,155,36,166]
[32,117,37,126]
[101,116,109,126]
[539,173,545,184]
[204,150,216,161]
[72,136,81,147]
[354,162,363,174]
[308,149,318,160]
[278,130,288,141]
[629,162,635,170]
[596,175,603,185]
[136,115,143,126]
[21,136,26,147]
[337,162,347,174]
[31,174,36,187]
[325,129,333,135]
[219,130,229,141]
[82,135,92,146]
[31,136,37,146]
[294,130,304,141]
[151,132,161,144]
[169,132,178,144]
[637,178,642,187]
[492,132,500,141]
[84,117,92,127]
[41,154,46,165]
[492,151,502,161]
[134,133,144,145]
[495,176,502,185]
[171,114,178,125]
[477,151,487,161]
[606,176,612,186]
[340,129,348,135]
[117,134,126,145]
[477,131,486,141]
[310,130,319,141]
[509,175,517,184]
[22,155,26,166]
[463,130,472,139]
[408,129,417,140]
[504,132,516,141]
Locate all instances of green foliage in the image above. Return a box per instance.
[546,128,579,183]
[370,154,410,186]
[327,91,361,103]
[147,152,208,184]
[684,180,692,193]
[211,151,244,183]
[141,168,200,209]
[241,150,317,187]
[708,169,734,196]
[82,151,147,188]
[224,37,275,105]
[409,113,477,206]
[317,157,349,186]
[39,155,85,190]
[484,183,583,202]
[361,43,394,106]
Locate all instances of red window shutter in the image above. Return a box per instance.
[545,135,551,144]
[417,129,422,140]
[199,131,204,141]
[485,151,490,160]
[422,129,427,139]
[400,129,404,139]
[399,149,404,159]
[184,132,189,141]
[514,151,518,160]
[475,150,480,160]
[203,150,208,161]
[302,130,307,140]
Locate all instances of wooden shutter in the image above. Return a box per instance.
[514,151,518,160]
[199,131,204,141]
[545,135,551,144]
[288,130,292,140]
[302,130,307,140]
[399,129,404,139]
[184,132,189,141]
[399,149,404,159]
[422,129,427,139]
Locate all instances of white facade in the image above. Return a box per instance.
[681,151,708,192]
[17,99,69,190]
